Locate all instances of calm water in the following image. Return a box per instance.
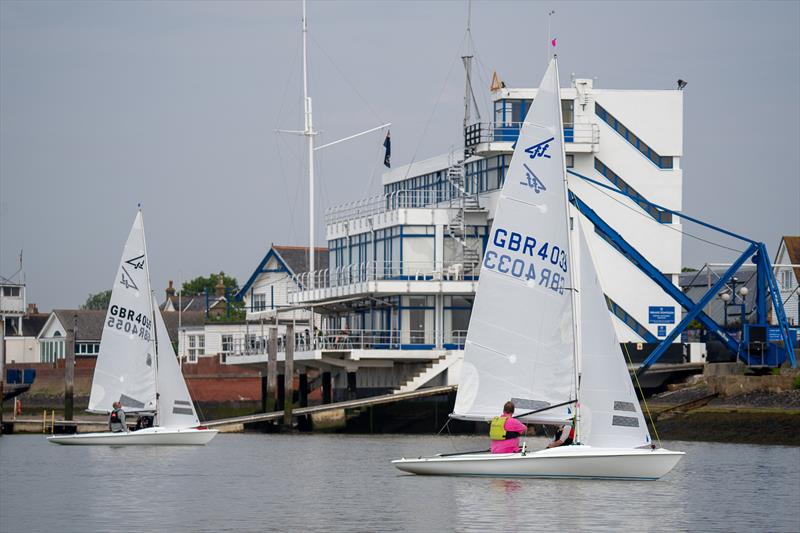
[1,434,798,533]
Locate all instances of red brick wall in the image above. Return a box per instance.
[7,357,263,405]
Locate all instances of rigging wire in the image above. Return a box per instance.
[403,31,470,182]
[309,33,386,125]
[580,177,747,255]
[622,343,662,448]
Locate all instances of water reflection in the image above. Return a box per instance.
[1,435,798,532]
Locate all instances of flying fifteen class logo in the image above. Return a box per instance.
[520,163,546,193]
[120,254,145,290]
[524,136,554,160]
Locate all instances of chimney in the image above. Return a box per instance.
[215,272,225,298]
[27,302,39,314]
[166,280,176,300]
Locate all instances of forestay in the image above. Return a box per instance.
[88,212,158,414]
[575,218,651,448]
[153,295,200,428]
[452,58,576,424]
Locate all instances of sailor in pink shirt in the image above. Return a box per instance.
[489,401,528,454]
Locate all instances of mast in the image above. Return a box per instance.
[302,0,317,287]
[139,207,160,424]
[553,56,581,443]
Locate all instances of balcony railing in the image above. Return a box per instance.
[326,189,463,226]
[464,122,599,148]
[222,328,469,362]
[290,260,481,296]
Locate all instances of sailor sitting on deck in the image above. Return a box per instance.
[489,401,527,454]
[546,422,574,448]
[109,401,128,433]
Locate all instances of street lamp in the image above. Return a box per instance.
[718,277,748,332]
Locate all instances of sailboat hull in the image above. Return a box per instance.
[47,427,218,446]
[392,445,684,480]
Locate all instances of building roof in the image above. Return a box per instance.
[777,236,800,282]
[273,245,329,277]
[3,313,49,337]
[160,294,226,313]
[162,311,204,342]
[45,309,205,344]
[52,309,107,341]
[237,245,329,299]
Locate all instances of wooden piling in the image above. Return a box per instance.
[284,325,294,428]
[347,371,357,400]
[0,320,5,436]
[64,315,76,421]
[322,371,332,404]
[299,372,308,407]
[267,326,277,411]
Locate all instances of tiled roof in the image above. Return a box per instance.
[53,309,107,341]
[273,246,329,276]
[780,236,800,282]
[49,309,205,344]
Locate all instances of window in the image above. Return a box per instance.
[187,334,204,363]
[2,286,20,297]
[252,293,266,311]
[566,154,574,168]
[780,270,794,290]
[221,334,233,353]
[76,343,100,355]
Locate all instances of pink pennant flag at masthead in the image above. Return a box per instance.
[551,38,557,47]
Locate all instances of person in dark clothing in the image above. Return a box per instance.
[109,401,128,433]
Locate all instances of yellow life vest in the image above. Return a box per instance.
[489,416,508,440]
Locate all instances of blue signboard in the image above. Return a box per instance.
[649,306,675,324]
[657,325,667,337]
[768,327,800,342]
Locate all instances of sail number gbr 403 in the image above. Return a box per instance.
[106,304,153,341]
[483,228,568,294]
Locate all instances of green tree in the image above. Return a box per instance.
[81,290,112,310]
[181,272,239,296]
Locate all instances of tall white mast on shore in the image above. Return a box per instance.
[302,0,317,287]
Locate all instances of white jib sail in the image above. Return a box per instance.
[452,58,576,424]
[575,217,651,448]
[153,296,200,428]
[88,211,158,414]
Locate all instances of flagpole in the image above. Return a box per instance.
[547,9,555,64]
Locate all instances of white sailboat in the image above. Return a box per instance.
[392,58,683,479]
[48,211,217,445]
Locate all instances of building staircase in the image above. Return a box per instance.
[394,351,461,394]
[446,157,482,273]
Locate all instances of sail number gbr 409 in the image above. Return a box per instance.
[483,228,568,294]
[106,304,153,341]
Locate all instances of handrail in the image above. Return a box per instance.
[223,328,470,359]
[465,121,599,147]
[288,260,482,294]
[325,188,472,225]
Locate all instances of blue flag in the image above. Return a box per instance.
[383,131,391,168]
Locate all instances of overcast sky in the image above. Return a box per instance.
[1,0,798,310]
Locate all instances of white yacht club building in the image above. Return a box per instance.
[223,75,687,396]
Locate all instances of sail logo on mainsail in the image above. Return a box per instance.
[524,137,554,160]
[126,254,145,270]
[120,266,139,291]
[520,163,547,193]
[119,254,145,291]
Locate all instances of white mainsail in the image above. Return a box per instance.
[452,58,576,424]
[89,211,158,414]
[153,296,200,428]
[575,218,651,448]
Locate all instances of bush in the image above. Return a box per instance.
[793,375,800,390]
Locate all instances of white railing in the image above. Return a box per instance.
[223,328,469,362]
[290,260,481,295]
[325,189,460,225]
